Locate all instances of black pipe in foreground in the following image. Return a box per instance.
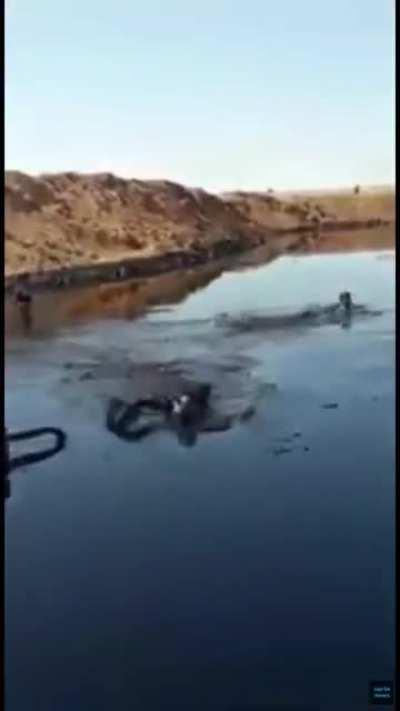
[3,427,67,499]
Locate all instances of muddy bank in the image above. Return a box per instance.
[4,220,393,295]
[4,231,303,293]
[5,170,394,285]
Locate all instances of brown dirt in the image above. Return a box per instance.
[4,171,395,277]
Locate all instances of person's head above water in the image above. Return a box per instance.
[15,283,32,304]
[339,291,352,312]
[170,385,211,425]
[184,383,211,406]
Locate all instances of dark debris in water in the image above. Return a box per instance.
[78,371,95,381]
[321,402,339,409]
[63,361,100,371]
[239,406,256,422]
[267,430,310,457]
[270,443,311,456]
[274,431,302,444]
[273,446,293,456]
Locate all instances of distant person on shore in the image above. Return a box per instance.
[15,276,33,332]
[55,270,70,287]
[115,265,127,279]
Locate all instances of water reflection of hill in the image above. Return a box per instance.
[4,263,224,338]
[298,225,394,254]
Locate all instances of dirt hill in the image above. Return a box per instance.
[4,171,395,277]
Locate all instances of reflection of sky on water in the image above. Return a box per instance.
[149,249,395,322]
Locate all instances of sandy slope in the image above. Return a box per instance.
[4,171,395,277]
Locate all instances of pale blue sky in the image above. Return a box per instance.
[5,0,394,192]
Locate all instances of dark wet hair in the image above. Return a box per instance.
[339,291,352,310]
[16,288,32,304]
[184,383,211,407]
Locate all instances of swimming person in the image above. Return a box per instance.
[217,290,359,333]
[339,291,353,313]
[15,278,32,305]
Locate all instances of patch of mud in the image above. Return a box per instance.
[49,327,280,444]
[56,348,279,446]
[60,353,277,419]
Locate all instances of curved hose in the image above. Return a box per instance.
[105,391,234,444]
[106,398,166,441]
[6,427,67,472]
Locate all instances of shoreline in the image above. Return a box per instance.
[4,219,392,293]
[4,221,395,341]
[4,230,303,291]
[5,171,394,289]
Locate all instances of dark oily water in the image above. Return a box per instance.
[5,242,395,711]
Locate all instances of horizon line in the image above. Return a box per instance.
[4,168,395,197]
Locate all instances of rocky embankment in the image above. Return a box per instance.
[4,171,394,283]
